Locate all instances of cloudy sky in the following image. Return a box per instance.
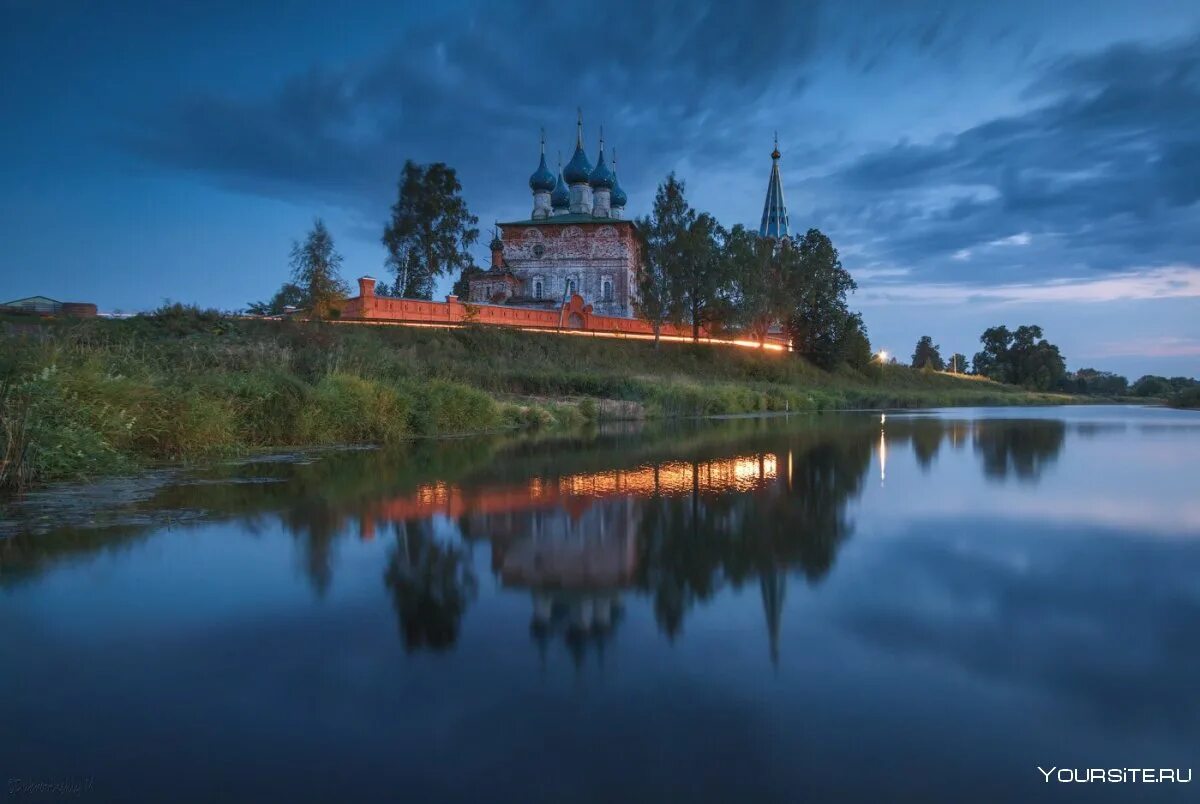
[2,0,1198,377]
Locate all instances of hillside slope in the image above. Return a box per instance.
[0,313,1067,488]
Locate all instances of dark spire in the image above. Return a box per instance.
[761,567,786,668]
[760,133,790,240]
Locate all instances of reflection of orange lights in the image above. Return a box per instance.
[416,481,452,507]
[557,454,777,498]
[364,453,780,526]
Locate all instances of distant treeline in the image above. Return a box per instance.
[907,327,1196,402]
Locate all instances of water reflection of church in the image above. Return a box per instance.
[364,451,800,664]
[479,500,638,664]
[353,417,1074,659]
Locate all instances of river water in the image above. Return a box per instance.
[2,406,1198,802]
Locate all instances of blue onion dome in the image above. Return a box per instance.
[528,151,556,193]
[610,174,627,207]
[589,144,615,190]
[610,149,627,207]
[563,142,593,184]
[551,166,570,209]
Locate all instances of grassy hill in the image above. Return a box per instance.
[0,309,1068,488]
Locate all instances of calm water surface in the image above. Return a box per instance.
[2,406,1198,802]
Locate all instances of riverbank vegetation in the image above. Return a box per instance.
[907,329,1198,405]
[0,310,1069,489]
[1168,386,1200,409]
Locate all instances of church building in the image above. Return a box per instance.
[468,114,641,317]
[467,124,793,319]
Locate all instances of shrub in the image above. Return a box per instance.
[410,380,500,435]
[144,301,233,336]
[0,366,134,487]
[135,386,239,458]
[1170,386,1200,410]
[299,373,413,445]
[218,370,312,445]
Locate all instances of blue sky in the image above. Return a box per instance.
[2,0,1198,378]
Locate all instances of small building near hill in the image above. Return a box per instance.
[468,113,641,318]
[0,296,97,317]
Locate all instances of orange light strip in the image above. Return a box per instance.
[311,316,789,351]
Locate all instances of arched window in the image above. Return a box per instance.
[567,278,578,296]
[601,277,613,302]
[533,279,543,299]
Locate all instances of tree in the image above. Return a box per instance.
[289,219,349,319]
[911,336,945,370]
[450,270,474,300]
[727,224,785,345]
[781,229,859,370]
[972,324,1066,390]
[383,161,479,299]
[246,281,307,316]
[1067,368,1129,396]
[1010,325,1066,391]
[1131,375,1172,397]
[636,174,692,347]
[677,212,733,341]
[1171,385,1200,409]
[838,313,874,371]
[973,325,1012,382]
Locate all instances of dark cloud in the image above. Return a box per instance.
[116,2,1199,288]
[123,0,829,223]
[814,32,1200,280]
[119,1,1033,234]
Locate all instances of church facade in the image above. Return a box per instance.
[468,115,641,317]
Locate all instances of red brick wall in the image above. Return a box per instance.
[341,281,787,347]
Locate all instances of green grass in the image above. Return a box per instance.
[0,312,1069,489]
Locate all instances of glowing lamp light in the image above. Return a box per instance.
[877,350,889,362]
